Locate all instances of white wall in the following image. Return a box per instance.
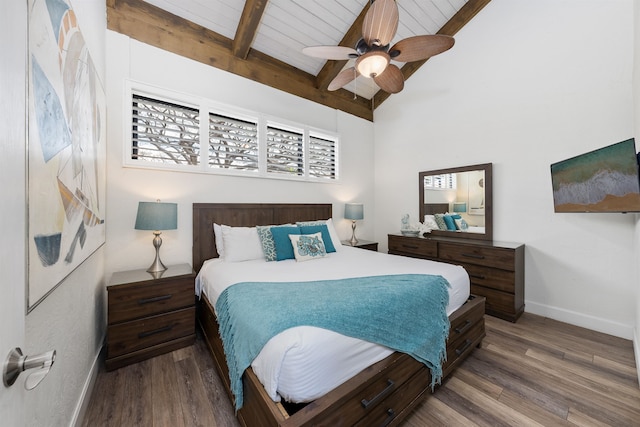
[103,33,375,276]
[23,1,107,426]
[374,0,637,339]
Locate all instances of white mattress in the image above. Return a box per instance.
[196,245,470,403]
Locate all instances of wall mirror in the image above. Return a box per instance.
[419,163,493,241]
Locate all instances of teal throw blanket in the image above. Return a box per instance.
[215,274,450,410]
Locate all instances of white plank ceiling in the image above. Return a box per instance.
[143,0,469,100]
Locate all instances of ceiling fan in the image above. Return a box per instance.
[302,0,455,94]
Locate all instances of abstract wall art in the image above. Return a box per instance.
[28,0,106,309]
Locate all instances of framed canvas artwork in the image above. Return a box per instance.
[28,0,106,309]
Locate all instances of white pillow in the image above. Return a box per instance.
[220,225,265,262]
[289,232,327,262]
[213,223,224,257]
[423,215,439,230]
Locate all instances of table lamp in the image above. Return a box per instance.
[135,200,177,273]
[344,203,364,245]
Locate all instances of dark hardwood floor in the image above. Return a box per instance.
[82,313,640,426]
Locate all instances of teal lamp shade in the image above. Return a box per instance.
[344,203,364,221]
[453,202,467,213]
[135,202,177,231]
[344,203,363,245]
[135,201,177,273]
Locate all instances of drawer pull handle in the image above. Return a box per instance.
[361,379,395,409]
[138,324,175,339]
[402,245,419,250]
[380,408,396,427]
[462,253,485,259]
[138,294,172,305]
[454,320,472,334]
[455,339,472,356]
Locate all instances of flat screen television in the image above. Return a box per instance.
[550,138,640,213]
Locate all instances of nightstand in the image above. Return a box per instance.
[341,239,379,252]
[105,263,196,370]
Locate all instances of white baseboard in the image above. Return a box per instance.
[525,300,634,340]
[70,344,103,427]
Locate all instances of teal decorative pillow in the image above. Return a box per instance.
[257,224,292,261]
[289,232,327,262]
[270,226,301,261]
[299,224,336,253]
[434,214,447,230]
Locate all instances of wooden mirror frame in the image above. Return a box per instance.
[419,163,493,241]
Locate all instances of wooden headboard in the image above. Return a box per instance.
[424,203,449,215]
[192,203,332,272]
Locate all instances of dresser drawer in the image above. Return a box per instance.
[107,307,195,358]
[461,263,515,293]
[438,242,516,271]
[388,235,437,258]
[108,277,194,324]
[470,285,515,316]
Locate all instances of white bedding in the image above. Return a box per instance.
[196,245,470,403]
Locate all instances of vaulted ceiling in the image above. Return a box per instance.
[106,0,491,121]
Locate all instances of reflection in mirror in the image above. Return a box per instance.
[419,163,492,241]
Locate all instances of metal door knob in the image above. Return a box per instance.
[3,347,56,390]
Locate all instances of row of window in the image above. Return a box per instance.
[127,88,339,181]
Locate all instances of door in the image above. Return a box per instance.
[1,0,28,424]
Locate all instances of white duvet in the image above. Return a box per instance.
[196,245,470,403]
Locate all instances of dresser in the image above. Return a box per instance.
[106,263,196,370]
[388,234,524,322]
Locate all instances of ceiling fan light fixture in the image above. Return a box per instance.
[355,51,390,78]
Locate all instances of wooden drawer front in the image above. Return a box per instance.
[108,307,195,358]
[388,235,437,258]
[354,366,431,427]
[470,285,515,316]
[320,353,423,427]
[461,263,515,293]
[108,278,194,324]
[438,242,515,271]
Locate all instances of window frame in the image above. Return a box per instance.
[124,81,340,182]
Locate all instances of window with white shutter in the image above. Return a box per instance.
[127,84,339,182]
[209,113,259,172]
[132,94,200,166]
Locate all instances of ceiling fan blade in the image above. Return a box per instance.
[362,0,399,47]
[390,35,455,62]
[328,67,360,91]
[302,46,358,60]
[373,64,404,93]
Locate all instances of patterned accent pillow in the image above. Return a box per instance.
[289,232,327,262]
[256,224,292,261]
[434,214,447,230]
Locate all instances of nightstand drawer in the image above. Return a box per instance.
[107,307,195,358]
[388,235,437,258]
[438,242,515,271]
[108,277,194,324]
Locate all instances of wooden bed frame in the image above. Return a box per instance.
[193,203,485,426]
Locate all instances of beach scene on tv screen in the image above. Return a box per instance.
[551,139,640,212]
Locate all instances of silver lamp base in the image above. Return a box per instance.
[147,231,168,273]
[349,220,359,245]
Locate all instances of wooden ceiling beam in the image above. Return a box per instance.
[232,0,269,59]
[107,0,373,121]
[373,0,492,107]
